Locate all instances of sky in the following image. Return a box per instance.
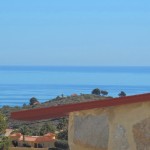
[0,0,150,66]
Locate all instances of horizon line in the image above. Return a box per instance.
[0,65,150,67]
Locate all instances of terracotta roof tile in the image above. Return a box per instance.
[10,133,22,138]
[5,129,13,136]
[35,136,55,142]
[18,134,55,142]
[18,136,37,142]
[44,133,55,138]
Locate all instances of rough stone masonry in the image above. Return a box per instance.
[69,101,150,150]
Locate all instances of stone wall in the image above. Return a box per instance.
[68,101,150,150]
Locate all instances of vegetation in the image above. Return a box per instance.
[0,136,10,150]
[39,122,55,135]
[54,140,69,150]
[101,90,108,96]
[91,88,101,95]
[57,118,68,131]
[118,91,126,97]
[0,112,10,150]
[57,130,68,141]
[0,90,113,149]
[29,97,39,105]
[19,125,30,142]
[91,88,109,97]
[0,92,111,136]
[0,112,7,135]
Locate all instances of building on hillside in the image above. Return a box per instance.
[11,93,150,150]
[9,132,55,148]
[10,133,22,141]
[4,129,14,137]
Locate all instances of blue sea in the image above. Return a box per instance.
[0,66,150,107]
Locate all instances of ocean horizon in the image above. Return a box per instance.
[0,66,150,107]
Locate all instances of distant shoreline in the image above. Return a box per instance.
[0,66,150,107]
[0,65,150,73]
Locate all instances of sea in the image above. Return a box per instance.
[0,66,150,107]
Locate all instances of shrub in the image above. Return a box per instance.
[91,88,101,95]
[29,97,39,105]
[57,130,68,140]
[101,90,108,96]
[118,91,126,97]
[0,113,7,135]
[54,140,69,149]
[40,123,55,135]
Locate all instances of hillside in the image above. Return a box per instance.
[0,94,112,138]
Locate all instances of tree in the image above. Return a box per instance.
[57,118,68,131]
[29,97,39,105]
[118,91,126,97]
[54,140,69,149]
[91,88,101,95]
[57,130,68,140]
[0,113,7,135]
[19,125,29,142]
[61,94,64,98]
[100,90,108,96]
[22,103,27,108]
[0,112,10,150]
[0,137,10,150]
[39,123,55,135]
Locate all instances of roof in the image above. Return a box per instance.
[5,129,13,137]
[11,93,150,121]
[10,133,22,138]
[44,133,55,138]
[35,136,55,142]
[18,136,37,142]
[10,133,55,143]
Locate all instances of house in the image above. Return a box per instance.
[4,129,14,137]
[10,132,55,148]
[10,133,22,141]
[11,93,150,150]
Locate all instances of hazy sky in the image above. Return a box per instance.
[0,0,150,66]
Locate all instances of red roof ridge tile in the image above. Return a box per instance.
[11,93,150,121]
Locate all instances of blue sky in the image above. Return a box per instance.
[0,0,150,66]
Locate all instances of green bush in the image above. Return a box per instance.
[40,122,55,135]
[118,91,126,97]
[54,140,69,149]
[29,97,39,105]
[101,90,108,96]
[91,88,101,95]
[57,130,68,140]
